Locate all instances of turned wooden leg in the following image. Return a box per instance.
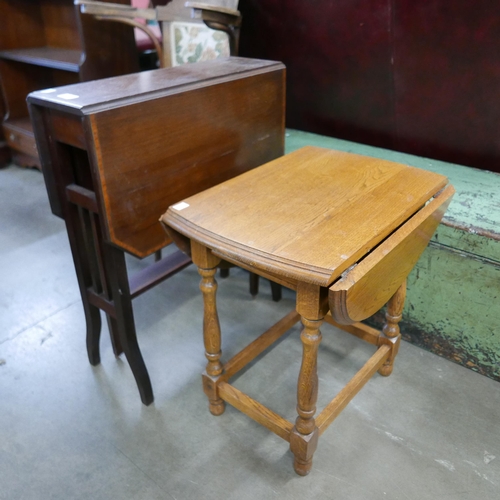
[291,283,328,475]
[379,280,406,377]
[290,316,323,476]
[192,241,225,416]
[199,266,225,416]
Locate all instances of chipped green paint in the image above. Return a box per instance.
[285,129,500,381]
[400,243,500,380]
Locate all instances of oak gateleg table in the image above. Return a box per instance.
[161,146,454,475]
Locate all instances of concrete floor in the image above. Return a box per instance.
[1,164,499,500]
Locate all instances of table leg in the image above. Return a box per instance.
[104,244,153,405]
[105,316,123,357]
[199,266,226,416]
[291,283,328,476]
[89,212,123,357]
[86,306,102,366]
[379,280,406,376]
[191,242,225,416]
[65,206,103,366]
[290,316,322,475]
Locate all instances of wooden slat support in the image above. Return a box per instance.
[129,250,192,299]
[324,314,381,346]
[87,289,115,317]
[316,344,391,435]
[218,381,293,442]
[66,184,98,213]
[222,310,301,380]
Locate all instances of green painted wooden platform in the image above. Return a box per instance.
[285,129,500,381]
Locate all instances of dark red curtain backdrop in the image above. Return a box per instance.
[239,1,500,173]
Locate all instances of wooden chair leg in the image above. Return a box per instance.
[250,272,283,301]
[290,315,323,476]
[270,280,282,302]
[249,272,259,296]
[378,280,406,377]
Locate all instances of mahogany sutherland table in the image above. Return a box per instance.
[161,146,454,475]
[27,57,285,405]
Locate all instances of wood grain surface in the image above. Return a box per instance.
[163,146,448,285]
[329,184,455,324]
[29,57,286,257]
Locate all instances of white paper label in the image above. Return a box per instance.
[172,202,190,211]
[57,93,79,100]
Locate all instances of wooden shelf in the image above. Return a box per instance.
[2,116,39,167]
[0,47,82,72]
[129,250,191,298]
[3,116,34,135]
[0,0,138,168]
[3,116,37,150]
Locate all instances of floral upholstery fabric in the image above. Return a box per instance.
[171,21,230,66]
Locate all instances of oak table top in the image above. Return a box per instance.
[163,146,448,286]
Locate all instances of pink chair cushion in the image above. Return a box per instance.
[135,25,163,51]
[130,0,163,51]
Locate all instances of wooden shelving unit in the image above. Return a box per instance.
[0,47,82,71]
[0,91,9,167]
[0,0,139,168]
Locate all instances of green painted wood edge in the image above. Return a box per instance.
[368,242,500,382]
[285,129,500,262]
[433,224,500,264]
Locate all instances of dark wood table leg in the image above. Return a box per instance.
[64,204,103,366]
[87,211,123,357]
[104,244,154,405]
[105,316,123,357]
